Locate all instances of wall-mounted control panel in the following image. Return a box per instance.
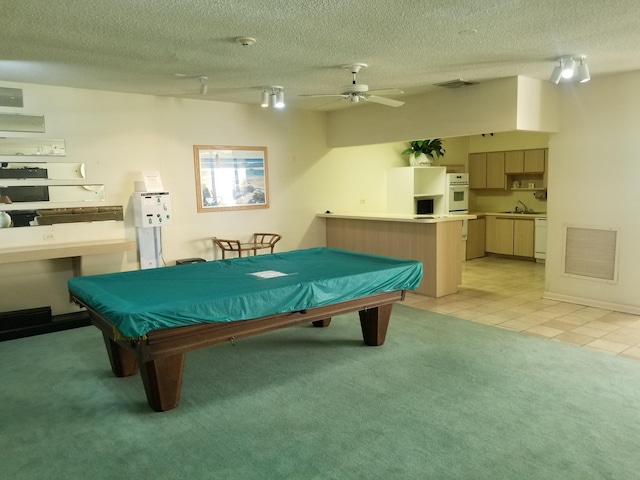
[132,192,172,227]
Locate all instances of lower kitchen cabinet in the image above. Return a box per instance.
[485,216,535,257]
[513,218,534,256]
[466,217,486,260]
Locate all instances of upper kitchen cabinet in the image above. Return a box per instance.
[504,149,546,174]
[469,152,505,190]
[469,153,486,189]
[471,148,547,190]
[387,166,447,215]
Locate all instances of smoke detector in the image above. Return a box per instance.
[236,37,256,47]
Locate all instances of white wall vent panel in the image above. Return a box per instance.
[563,225,619,283]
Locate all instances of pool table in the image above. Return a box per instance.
[69,248,422,411]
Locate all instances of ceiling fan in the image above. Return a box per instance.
[301,63,405,108]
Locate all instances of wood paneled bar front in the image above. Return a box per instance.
[318,213,475,297]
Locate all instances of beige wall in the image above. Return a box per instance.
[0,82,331,314]
[545,70,640,312]
[3,71,640,317]
[327,76,559,148]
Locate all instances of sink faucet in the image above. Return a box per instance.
[517,200,531,213]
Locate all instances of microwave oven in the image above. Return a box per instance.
[415,198,434,215]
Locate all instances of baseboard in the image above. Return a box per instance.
[0,310,90,342]
[542,291,640,316]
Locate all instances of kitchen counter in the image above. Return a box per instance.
[472,211,546,218]
[318,212,470,297]
[317,211,477,222]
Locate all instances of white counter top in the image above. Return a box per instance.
[0,238,136,265]
[317,211,477,223]
[475,211,547,218]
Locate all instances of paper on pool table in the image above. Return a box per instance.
[68,247,423,338]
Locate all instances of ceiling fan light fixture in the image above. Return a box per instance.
[300,63,404,109]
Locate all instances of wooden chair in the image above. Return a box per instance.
[213,233,282,259]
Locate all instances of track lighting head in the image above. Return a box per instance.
[549,66,562,84]
[261,86,285,109]
[577,56,590,83]
[561,57,576,79]
[549,55,590,84]
[198,76,208,95]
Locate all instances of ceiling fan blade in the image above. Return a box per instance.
[365,95,405,107]
[367,88,405,96]
[314,98,348,110]
[299,93,347,98]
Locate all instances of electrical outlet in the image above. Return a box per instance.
[43,232,54,241]
[360,199,366,204]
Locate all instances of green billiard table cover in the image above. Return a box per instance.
[68,247,423,338]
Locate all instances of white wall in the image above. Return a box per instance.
[545,71,640,313]
[0,82,331,315]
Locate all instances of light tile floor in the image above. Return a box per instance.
[403,256,640,360]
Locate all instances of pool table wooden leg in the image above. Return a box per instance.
[138,353,186,412]
[312,318,332,327]
[102,332,138,376]
[359,304,393,346]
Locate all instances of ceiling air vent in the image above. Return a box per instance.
[434,79,478,89]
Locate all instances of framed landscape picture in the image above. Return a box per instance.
[194,145,269,212]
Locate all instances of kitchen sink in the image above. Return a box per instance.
[500,211,542,215]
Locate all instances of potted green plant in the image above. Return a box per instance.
[402,139,446,166]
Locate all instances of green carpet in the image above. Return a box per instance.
[2,304,640,479]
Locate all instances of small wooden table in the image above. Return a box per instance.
[213,233,281,259]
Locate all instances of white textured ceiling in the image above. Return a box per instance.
[2,0,640,110]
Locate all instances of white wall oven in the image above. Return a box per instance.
[446,173,469,213]
[446,173,470,261]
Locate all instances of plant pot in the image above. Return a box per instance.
[410,153,433,166]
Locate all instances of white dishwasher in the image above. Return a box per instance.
[534,217,547,262]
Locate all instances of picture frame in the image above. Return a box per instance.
[194,145,269,212]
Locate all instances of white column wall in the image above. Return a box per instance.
[545,70,640,313]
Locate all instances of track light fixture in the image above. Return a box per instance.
[198,76,208,95]
[549,56,590,84]
[561,57,576,79]
[261,90,270,107]
[261,86,285,109]
[576,56,591,83]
